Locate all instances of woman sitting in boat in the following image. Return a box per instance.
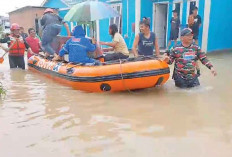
[53,25,99,65]
[99,24,129,61]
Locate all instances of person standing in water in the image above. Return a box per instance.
[26,28,41,59]
[167,10,180,49]
[0,23,33,70]
[188,6,201,45]
[164,28,217,88]
[40,8,70,57]
[132,20,160,57]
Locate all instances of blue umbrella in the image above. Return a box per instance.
[64,1,121,22]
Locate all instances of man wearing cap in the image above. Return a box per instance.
[188,6,201,45]
[167,10,180,49]
[40,8,70,57]
[164,28,217,88]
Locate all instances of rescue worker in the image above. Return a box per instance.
[53,25,99,65]
[0,23,33,70]
[40,8,70,57]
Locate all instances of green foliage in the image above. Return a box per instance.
[0,25,4,38]
[0,82,6,98]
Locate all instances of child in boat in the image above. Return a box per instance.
[164,28,217,88]
[53,25,99,65]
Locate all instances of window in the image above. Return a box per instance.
[110,3,122,33]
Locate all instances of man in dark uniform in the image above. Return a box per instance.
[188,6,202,45]
[167,10,180,50]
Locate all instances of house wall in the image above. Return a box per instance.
[207,0,232,52]
[9,7,48,35]
[98,0,136,49]
[40,0,232,52]
[122,0,136,48]
[141,0,153,30]
[153,0,206,47]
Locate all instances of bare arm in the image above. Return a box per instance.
[99,41,117,48]
[154,37,160,56]
[132,34,140,57]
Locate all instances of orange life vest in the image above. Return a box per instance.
[8,35,26,56]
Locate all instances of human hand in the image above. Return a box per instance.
[28,49,35,55]
[163,53,170,63]
[211,67,217,76]
[99,41,105,45]
[134,53,138,58]
[52,55,61,61]
[92,38,96,44]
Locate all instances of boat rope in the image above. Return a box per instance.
[119,59,133,93]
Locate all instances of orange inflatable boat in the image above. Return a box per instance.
[28,55,170,92]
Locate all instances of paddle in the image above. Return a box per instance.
[0,40,17,64]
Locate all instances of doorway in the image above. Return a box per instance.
[153,3,168,48]
[173,2,183,37]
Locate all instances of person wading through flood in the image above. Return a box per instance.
[132,20,160,57]
[0,23,33,69]
[26,28,42,59]
[40,8,70,58]
[164,28,217,88]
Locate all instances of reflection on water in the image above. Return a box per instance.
[0,51,232,157]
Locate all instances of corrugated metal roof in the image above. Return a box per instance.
[62,0,86,7]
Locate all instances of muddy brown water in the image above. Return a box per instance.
[0,50,232,157]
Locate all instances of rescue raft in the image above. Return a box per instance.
[28,55,170,92]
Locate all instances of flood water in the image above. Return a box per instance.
[0,50,232,157]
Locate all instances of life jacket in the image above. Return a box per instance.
[8,35,26,56]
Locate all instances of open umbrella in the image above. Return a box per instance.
[64,1,120,22]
